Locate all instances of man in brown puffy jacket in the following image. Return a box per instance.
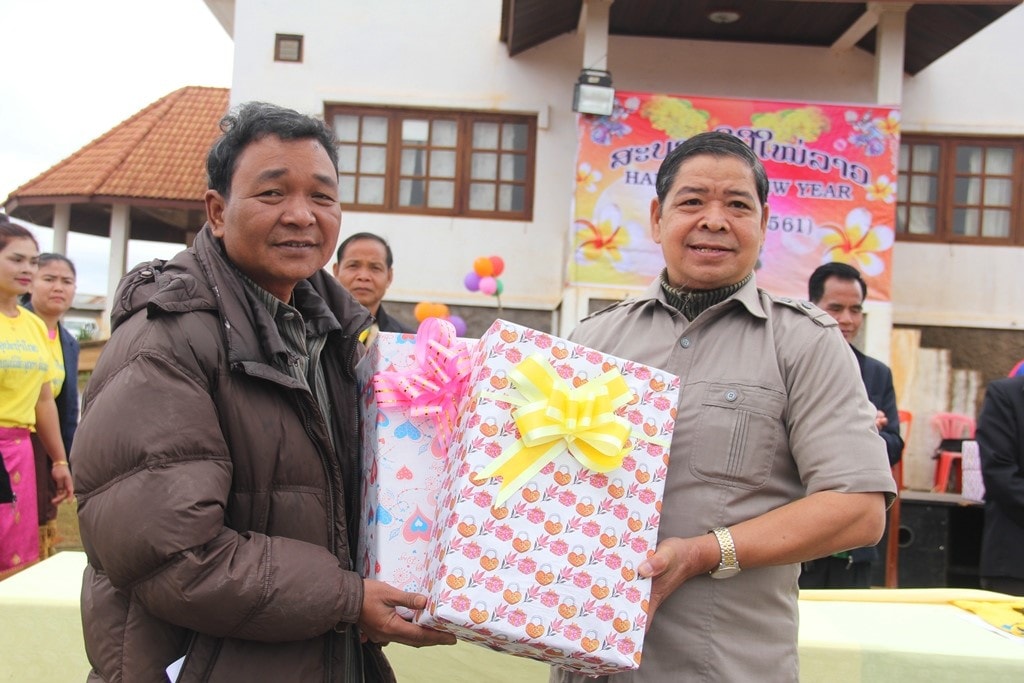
[72,102,454,682]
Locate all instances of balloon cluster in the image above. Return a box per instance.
[464,256,505,298]
[413,301,467,336]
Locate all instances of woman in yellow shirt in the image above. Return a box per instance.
[0,220,73,572]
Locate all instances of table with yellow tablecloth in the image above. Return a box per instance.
[798,588,1024,683]
[3,553,1023,682]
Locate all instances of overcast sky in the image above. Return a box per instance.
[1,0,234,295]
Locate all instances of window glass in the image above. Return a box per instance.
[334,115,360,143]
[909,176,936,204]
[955,146,983,174]
[363,116,388,144]
[432,120,458,147]
[910,145,939,172]
[469,182,495,211]
[982,209,1011,238]
[471,152,498,181]
[985,178,1013,206]
[358,177,385,205]
[430,150,457,178]
[985,148,1013,175]
[338,145,358,173]
[907,206,935,235]
[428,181,455,208]
[473,122,500,149]
[361,147,387,174]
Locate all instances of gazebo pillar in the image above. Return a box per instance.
[51,203,71,255]
[101,204,131,339]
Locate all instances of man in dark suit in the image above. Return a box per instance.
[976,375,1024,596]
[799,262,903,588]
[333,232,412,333]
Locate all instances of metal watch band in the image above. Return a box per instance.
[709,526,740,578]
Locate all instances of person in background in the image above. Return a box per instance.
[550,132,894,683]
[24,253,80,559]
[71,102,452,682]
[333,232,412,333]
[975,374,1024,596]
[0,220,74,573]
[799,261,903,589]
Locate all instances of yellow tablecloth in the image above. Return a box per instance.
[798,589,1024,683]
[4,554,1023,683]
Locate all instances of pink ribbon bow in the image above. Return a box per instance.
[372,317,473,452]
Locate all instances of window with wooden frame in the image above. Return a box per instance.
[897,135,1023,245]
[274,34,303,63]
[327,105,536,220]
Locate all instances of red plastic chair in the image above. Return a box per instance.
[931,412,976,494]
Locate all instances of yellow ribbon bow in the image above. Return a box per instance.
[476,353,635,506]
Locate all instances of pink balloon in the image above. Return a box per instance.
[448,315,467,337]
[464,272,481,292]
[478,276,497,295]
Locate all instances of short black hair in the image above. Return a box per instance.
[206,101,338,196]
[808,262,867,303]
[655,131,770,207]
[336,232,394,269]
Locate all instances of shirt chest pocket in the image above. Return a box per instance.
[689,383,786,490]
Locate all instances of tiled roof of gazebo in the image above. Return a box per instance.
[7,86,229,204]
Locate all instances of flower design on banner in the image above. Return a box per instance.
[877,110,900,137]
[866,175,897,204]
[750,107,830,144]
[588,98,639,146]
[816,207,894,276]
[641,97,710,139]
[577,163,603,193]
[574,204,632,264]
[845,110,887,157]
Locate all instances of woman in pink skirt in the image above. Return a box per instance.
[0,219,73,573]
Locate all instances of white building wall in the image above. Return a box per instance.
[223,1,1024,333]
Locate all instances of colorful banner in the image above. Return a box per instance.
[570,92,899,302]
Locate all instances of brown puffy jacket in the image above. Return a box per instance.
[72,228,394,682]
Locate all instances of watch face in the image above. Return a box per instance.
[710,565,741,579]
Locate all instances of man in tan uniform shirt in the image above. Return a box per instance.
[551,132,895,682]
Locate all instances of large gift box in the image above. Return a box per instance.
[416,320,680,675]
[358,319,474,609]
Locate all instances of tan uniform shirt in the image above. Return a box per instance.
[552,277,896,683]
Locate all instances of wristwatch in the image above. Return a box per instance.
[708,527,741,579]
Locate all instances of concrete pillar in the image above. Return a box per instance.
[581,0,613,72]
[873,2,911,105]
[101,204,130,339]
[51,203,71,254]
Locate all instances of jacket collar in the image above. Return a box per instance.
[111,225,373,370]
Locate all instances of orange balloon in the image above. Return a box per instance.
[473,256,494,277]
[432,303,451,319]
[414,301,433,322]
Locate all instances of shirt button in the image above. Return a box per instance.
[800,301,813,309]
[725,390,738,402]
[679,337,691,349]
[780,297,791,304]
[282,312,296,321]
